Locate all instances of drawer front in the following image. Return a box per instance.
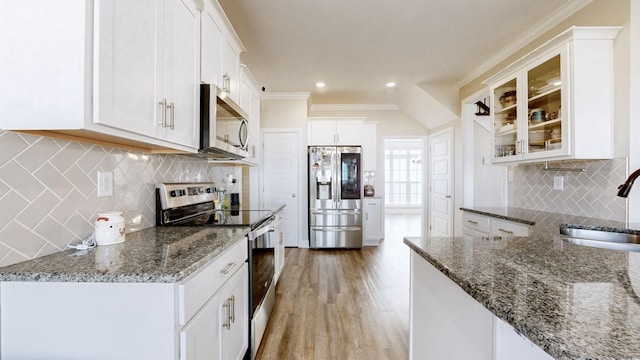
[310,210,362,226]
[462,212,490,233]
[179,238,247,325]
[490,219,530,237]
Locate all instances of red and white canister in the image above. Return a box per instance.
[95,211,126,246]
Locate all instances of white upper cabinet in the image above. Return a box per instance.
[200,2,224,86]
[93,0,161,140]
[362,122,378,171]
[0,0,201,152]
[97,0,200,148]
[201,0,244,105]
[222,36,242,102]
[157,0,200,147]
[308,118,364,145]
[240,65,262,163]
[485,26,621,164]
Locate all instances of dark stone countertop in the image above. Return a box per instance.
[0,226,250,283]
[405,207,640,360]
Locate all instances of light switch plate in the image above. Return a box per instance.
[97,171,113,197]
[553,175,564,191]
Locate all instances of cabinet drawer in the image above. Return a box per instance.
[490,219,530,237]
[462,212,490,233]
[178,238,247,325]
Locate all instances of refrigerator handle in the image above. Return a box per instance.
[335,149,341,205]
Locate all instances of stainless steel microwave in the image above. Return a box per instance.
[199,84,249,160]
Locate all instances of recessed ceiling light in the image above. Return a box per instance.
[316,82,325,88]
[386,82,396,88]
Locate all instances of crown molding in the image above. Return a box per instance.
[261,92,310,100]
[309,103,400,111]
[456,0,593,88]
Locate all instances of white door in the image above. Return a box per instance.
[429,128,454,237]
[263,132,300,247]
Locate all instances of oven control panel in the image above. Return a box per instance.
[157,183,218,209]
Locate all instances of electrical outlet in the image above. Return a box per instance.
[97,171,113,197]
[553,175,564,191]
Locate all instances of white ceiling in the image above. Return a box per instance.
[219,0,588,125]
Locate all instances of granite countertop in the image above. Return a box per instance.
[406,207,640,360]
[0,226,250,283]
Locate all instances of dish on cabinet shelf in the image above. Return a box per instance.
[499,90,517,108]
[498,123,515,133]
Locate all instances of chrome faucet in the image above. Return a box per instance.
[618,168,640,197]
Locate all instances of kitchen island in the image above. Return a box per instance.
[0,226,250,359]
[405,207,640,360]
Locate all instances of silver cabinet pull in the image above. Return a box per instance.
[221,262,237,275]
[445,195,451,198]
[167,102,175,129]
[223,299,231,329]
[498,228,514,234]
[292,193,296,198]
[230,295,235,324]
[158,98,167,127]
[467,220,479,225]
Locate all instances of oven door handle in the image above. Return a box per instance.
[249,221,273,240]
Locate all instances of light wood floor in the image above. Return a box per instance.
[255,214,420,360]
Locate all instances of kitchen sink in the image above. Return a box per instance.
[559,225,640,252]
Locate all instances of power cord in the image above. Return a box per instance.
[67,232,97,250]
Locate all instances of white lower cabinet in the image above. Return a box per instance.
[462,211,491,237]
[181,263,248,360]
[363,198,384,246]
[0,240,248,359]
[410,251,552,360]
[461,211,530,237]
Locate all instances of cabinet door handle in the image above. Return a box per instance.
[221,262,237,275]
[167,102,175,130]
[158,98,167,127]
[467,220,479,225]
[366,213,369,221]
[497,228,514,234]
[230,295,235,324]
[223,299,231,330]
[515,140,521,155]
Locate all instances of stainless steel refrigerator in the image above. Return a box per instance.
[308,146,363,248]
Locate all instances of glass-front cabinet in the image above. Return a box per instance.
[486,26,621,164]
[491,47,568,163]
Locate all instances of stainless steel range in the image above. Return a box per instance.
[155,183,275,360]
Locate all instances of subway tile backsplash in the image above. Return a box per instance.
[510,158,627,221]
[0,130,239,267]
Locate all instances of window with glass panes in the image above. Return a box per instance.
[384,139,423,206]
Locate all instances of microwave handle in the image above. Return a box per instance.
[239,118,249,150]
